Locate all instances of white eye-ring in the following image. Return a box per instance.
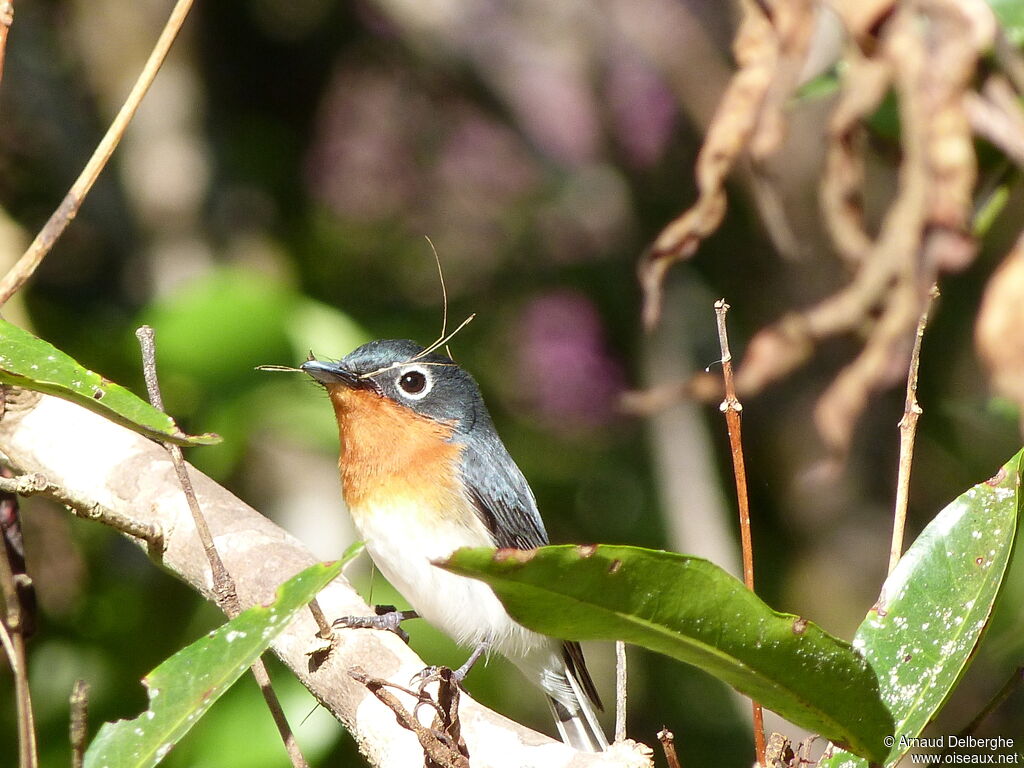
[396,365,432,400]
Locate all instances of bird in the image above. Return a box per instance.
[301,338,607,752]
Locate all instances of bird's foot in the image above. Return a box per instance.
[333,604,418,644]
[411,640,490,690]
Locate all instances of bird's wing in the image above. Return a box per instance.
[459,433,549,550]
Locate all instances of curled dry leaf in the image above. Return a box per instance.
[639,0,996,459]
[976,234,1024,421]
[640,0,778,330]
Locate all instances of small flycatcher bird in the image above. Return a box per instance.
[302,339,607,751]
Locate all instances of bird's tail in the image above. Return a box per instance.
[546,642,608,752]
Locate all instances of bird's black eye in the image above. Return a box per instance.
[396,367,431,399]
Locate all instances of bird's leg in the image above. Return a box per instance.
[333,604,419,644]
[412,639,491,690]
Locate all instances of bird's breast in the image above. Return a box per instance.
[326,384,467,527]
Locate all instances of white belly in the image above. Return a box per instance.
[352,498,553,662]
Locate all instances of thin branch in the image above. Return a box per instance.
[307,597,333,639]
[713,299,766,767]
[349,666,470,768]
[0,473,164,554]
[69,679,89,768]
[135,325,308,768]
[614,640,627,742]
[136,327,235,609]
[888,284,938,575]
[0,525,37,768]
[0,0,195,305]
[656,728,683,768]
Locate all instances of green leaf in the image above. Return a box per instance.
[0,319,219,447]
[83,550,359,768]
[988,0,1024,47]
[818,450,1022,768]
[442,544,893,762]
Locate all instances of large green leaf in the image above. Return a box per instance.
[84,551,358,768]
[0,319,219,446]
[443,544,892,762]
[819,450,1023,768]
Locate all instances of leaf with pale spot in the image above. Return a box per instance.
[83,550,359,768]
[818,449,1022,768]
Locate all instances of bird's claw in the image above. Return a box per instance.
[332,605,416,644]
[410,664,463,693]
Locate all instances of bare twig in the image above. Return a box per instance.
[430,667,469,767]
[136,326,235,609]
[614,640,627,742]
[0,523,37,768]
[0,0,195,305]
[135,325,308,768]
[0,472,164,554]
[308,597,333,639]
[69,679,89,768]
[349,666,470,768]
[888,284,939,575]
[0,0,12,94]
[713,299,766,767]
[656,727,683,768]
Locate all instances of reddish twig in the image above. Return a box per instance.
[136,326,308,768]
[0,522,37,768]
[713,299,766,766]
[888,284,938,575]
[0,0,195,305]
[657,727,683,768]
[349,666,469,768]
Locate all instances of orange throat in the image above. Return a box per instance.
[326,385,463,514]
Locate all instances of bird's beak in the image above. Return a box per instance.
[300,359,368,389]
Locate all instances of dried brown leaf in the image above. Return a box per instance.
[640,0,776,329]
[976,234,1024,415]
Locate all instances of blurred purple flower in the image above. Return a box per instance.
[516,291,625,431]
[605,56,677,168]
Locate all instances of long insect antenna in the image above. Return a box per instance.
[411,312,476,361]
[424,234,452,358]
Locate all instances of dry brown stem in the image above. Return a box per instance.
[0,515,36,768]
[0,470,164,553]
[136,326,308,768]
[888,284,938,575]
[349,667,470,768]
[656,728,682,768]
[0,0,195,305]
[713,299,765,767]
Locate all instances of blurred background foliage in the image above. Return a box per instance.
[0,0,1022,766]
